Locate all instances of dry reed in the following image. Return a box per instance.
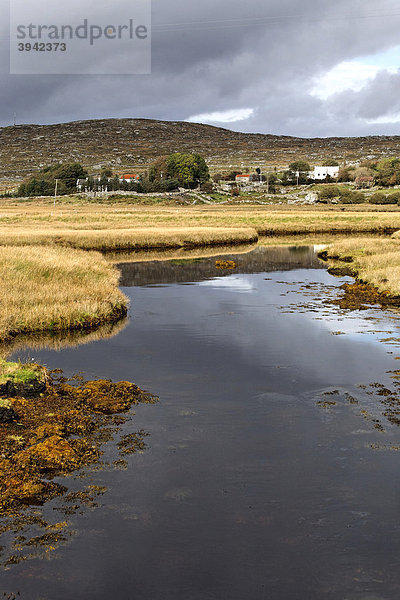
[0,245,127,342]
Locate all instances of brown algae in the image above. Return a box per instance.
[215,260,237,270]
[329,282,400,311]
[0,370,157,512]
[0,366,158,565]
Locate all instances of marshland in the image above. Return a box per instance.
[3,200,400,599]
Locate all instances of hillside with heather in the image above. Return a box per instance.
[1,117,400,188]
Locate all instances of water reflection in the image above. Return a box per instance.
[106,242,258,264]
[0,317,129,360]
[117,245,325,287]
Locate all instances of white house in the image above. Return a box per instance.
[311,166,340,180]
[76,178,88,192]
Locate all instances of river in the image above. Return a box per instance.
[2,244,400,599]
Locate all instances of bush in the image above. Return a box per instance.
[318,185,340,200]
[388,191,400,204]
[369,192,387,204]
[368,192,398,204]
[200,182,214,193]
[349,191,364,204]
[339,191,364,204]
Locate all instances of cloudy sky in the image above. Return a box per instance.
[2,0,400,137]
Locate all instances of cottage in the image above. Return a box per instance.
[120,174,140,183]
[76,178,89,192]
[235,174,251,184]
[355,176,374,189]
[311,166,340,181]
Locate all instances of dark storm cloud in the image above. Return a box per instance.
[1,0,400,135]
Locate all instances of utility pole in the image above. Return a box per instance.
[54,179,59,206]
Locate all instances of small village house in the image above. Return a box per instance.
[76,178,88,192]
[311,166,340,180]
[119,174,140,183]
[235,174,251,184]
[355,176,375,189]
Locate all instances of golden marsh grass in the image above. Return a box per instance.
[0,227,259,251]
[326,237,400,296]
[2,201,400,343]
[0,245,127,342]
[0,203,399,252]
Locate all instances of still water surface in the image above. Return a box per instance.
[4,245,400,599]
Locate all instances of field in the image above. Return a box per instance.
[2,200,400,344]
[1,202,400,250]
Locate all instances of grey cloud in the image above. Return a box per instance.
[1,0,400,136]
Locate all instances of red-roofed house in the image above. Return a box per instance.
[235,174,251,184]
[355,176,374,189]
[120,174,141,183]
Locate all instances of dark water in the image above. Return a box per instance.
[4,245,400,600]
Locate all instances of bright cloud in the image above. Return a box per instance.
[186,108,254,124]
[364,113,400,124]
[311,45,400,100]
[310,61,393,100]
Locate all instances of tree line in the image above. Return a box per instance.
[14,153,210,197]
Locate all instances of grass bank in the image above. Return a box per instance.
[0,203,399,252]
[0,245,127,343]
[321,237,400,302]
[0,226,259,251]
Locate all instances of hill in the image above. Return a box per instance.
[1,117,400,187]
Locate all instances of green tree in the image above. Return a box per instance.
[17,162,87,197]
[55,163,87,191]
[375,158,400,187]
[337,166,355,182]
[165,153,209,188]
[288,161,311,184]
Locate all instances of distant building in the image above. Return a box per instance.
[76,178,89,192]
[120,174,140,183]
[235,174,251,184]
[76,175,109,192]
[355,176,374,189]
[311,166,340,180]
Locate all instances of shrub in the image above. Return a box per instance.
[318,185,340,200]
[368,192,397,204]
[200,182,214,193]
[340,191,364,204]
[349,191,364,204]
[388,191,400,204]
